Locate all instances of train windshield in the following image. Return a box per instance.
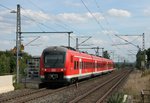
[44,52,66,68]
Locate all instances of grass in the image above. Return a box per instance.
[13,83,25,90]
[122,69,150,102]
[141,69,150,77]
[107,93,124,103]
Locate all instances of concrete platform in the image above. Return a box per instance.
[0,75,14,94]
[21,77,45,89]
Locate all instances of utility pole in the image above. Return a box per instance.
[109,50,115,60]
[102,48,104,57]
[95,47,99,56]
[76,38,79,50]
[16,4,21,84]
[142,33,146,69]
[68,32,71,47]
[115,33,146,69]
[75,36,92,51]
[78,47,104,56]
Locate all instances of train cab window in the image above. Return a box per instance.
[44,52,65,68]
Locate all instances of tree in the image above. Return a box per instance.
[146,48,150,62]
[9,57,16,73]
[136,49,146,69]
[0,54,10,74]
[0,50,31,75]
[103,50,110,59]
[19,52,31,75]
[146,48,150,68]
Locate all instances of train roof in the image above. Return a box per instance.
[43,46,68,53]
[42,46,113,63]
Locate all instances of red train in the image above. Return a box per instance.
[40,46,114,83]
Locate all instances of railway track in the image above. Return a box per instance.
[69,69,131,103]
[0,88,46,103]
[0,85,69,103]
[0,73,114,103]
[0,70,118,103]
[0,69,130,103]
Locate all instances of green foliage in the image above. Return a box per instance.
[103,50,110,59]
[136,49,145,69]
[13,83,24,90]
[0,50,31,76]
[146,48,150,62]
[141,69,150,77]
[0,54,10,74]
[136,48,150,69]
[107,93,124,103]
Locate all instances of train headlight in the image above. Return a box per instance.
[64,68,66,71]
[40,76,44,78]
[41,68,44,71]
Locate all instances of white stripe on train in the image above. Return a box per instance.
[64,69,114,79]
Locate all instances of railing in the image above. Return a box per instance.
[141,89,150,103]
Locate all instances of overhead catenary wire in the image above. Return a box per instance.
[0,4,12,10]
[80,0,127,61]
[26,0,82,40]
[21,6,57,32]
[0,3,57,32]
[21,5,77,41]
[0,3,132,62]
[93,0,138,61]
[80,0,105,31]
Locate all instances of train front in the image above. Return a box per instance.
[40,46,67,83]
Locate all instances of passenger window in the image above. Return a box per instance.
[77,61,79,69]
[74,61,76,69]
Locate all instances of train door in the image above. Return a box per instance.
[79,58,82,74]
[95,61,97,72]
[73,57,79,74]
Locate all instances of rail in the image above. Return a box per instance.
[69,69,131,103]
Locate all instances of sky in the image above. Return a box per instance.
[0,0,150,62]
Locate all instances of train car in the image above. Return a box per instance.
[40,46,114,83]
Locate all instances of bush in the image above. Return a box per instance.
[13,83,24,90]
[107,93,124,103]
[141,69,150,77]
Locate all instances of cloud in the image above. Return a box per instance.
[21,9,50,23]
[108,8,131,17]
[86,38,108,46]
[86,12,104,20]
[0,22,15,35]
[102,30,119,35]
[143,8,150,16]
[0,10,16,35]
[39,35,50,42]
[23,35,50,45]
[58,13,86,23]
[58,12,104,23]
[0,40,15,50]
[21,10,104,25]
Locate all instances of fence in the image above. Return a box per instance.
[141,89,150,103]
